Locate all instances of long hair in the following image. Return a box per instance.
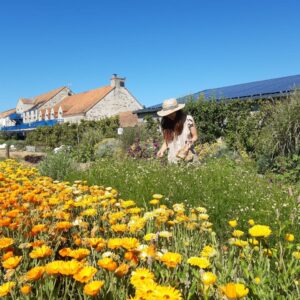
[161,110,187,143]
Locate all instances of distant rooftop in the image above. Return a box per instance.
[136,74,300,114]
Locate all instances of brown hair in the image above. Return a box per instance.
[161,110,187,143]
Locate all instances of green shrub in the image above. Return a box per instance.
[94,138,123,159]
[38,149,77,180]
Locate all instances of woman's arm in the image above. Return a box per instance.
[157,141,168,158]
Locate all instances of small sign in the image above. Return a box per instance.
[117,127,124,135]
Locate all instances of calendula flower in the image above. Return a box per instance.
[31,224,47,234]
[59,260,83,275]
[158,231,172,238]
[2,255,22,269]
[111,224,127,233]
[220,283,249,299]
[45,260,64,275]
[115,263,130,277]
[201,272,217,285]
[149,199,160,205]
[152,285,183,300]
[248,219,255,226]
[30,244,53,259]
[130,268,155,288]
[160,252,182,268]
[254,277,261,284]
[152,194,163,199]
[187,257,210,269]
[69,248,90,260]
[2,251,14,261]
[73,266,97,283]
[0,281,16,297]
[0,237,14,249]
[97,257,118,271]
[25,266,45,281]
[292,252,300,259]
[144,233,156,241]
[232,230,244,238]
[200,245,217,257]
[228,220,238,228]
[20,285,32,295]
[83,280,104,296]
[55,221,72,230]
[285,233,294,242]
[122,237,140,251]
[249,225,272,238]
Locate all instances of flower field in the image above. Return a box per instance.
[0,160,300,299]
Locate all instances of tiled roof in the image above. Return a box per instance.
[20,98,34,104]
[0,108,16,118]
[33,86,67,105]
[119,111,139,127]
[55,86,114,116]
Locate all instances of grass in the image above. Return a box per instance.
[54,156,299,239]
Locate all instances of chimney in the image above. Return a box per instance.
[110,74,125,88]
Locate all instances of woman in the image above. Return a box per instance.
[156,98,198,163]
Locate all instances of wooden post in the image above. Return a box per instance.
[5,144,10,159]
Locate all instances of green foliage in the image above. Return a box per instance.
[94,138,123,159]
[38,149,77,180]
[62,157,297,239]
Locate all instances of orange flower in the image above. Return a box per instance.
[59,260,83,276]
[2,251,14,261]
[59,248,72,257]
[29,245,53,259]
[31,224,47,234]
[45,260,64,275]
[25,266,45,281]
[0,281,16,297]
[20,285,32,295]
[97,257,118,271]
[0,237,14,249]
[83,280,104,297]
[122,237,140,251]
[73,266,97,283]
[69,248,90,260]
[0,218,11,227]
[115,263,129,277]
[55,221,72,230]
[220,283,249,299]
[2,256,22,269]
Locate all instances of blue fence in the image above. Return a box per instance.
[0,120,60,132]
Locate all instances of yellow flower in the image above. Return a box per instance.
[149,199,160,205]
[97,257,118,271]
[249,238,259,246]
[285,233,294,242]
[199,213,209,221]
[232,239,248,248]
[122,237,140,251]
[220,283,249,299]
[161,252,182,268]
[200,245,217,257]
[2,256,22,269]
[111,224,128,233]
[83,280,104,297]
[292,251,300,259]
[25,266,45,281]
[69,248,90,260]
[0,281,16,297]
[232,230,244,238]
[254,277,261,284]
[159,231,172,238]
[73,266,97,283]
[59,260,83,275]
[201,272,217,285]
[20,285,32,295]
[45,260,64,275]
[144,233,156,241]
[0,237,14,249]
[130,268,155,288]
[55,221,72,230]
[248,219,255,226]
[152,194,163,199]
[187,257,210,269]
[152,285,183,300]
[249,225,272,238]
[228,220,238,228]
[29,245,53,259]
[108,238,123,249]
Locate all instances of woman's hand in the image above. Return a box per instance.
[156,149,165,158]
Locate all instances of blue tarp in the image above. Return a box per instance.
[8,113,22,120]
[1,120,59,132]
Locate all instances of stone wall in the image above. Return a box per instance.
[85,87,143,120]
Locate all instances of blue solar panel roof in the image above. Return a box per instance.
[136,74,300,113]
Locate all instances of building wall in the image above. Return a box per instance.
[0,117,15,128]
[16,101,33,114]
[39,88,71,110]
[85,88,143,120]
[63,115,85,123]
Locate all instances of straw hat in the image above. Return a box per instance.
[157,98,185,117]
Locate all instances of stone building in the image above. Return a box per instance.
[0,108,17,128]
[50,75,143,123]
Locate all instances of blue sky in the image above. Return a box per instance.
[0,0,300,112]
